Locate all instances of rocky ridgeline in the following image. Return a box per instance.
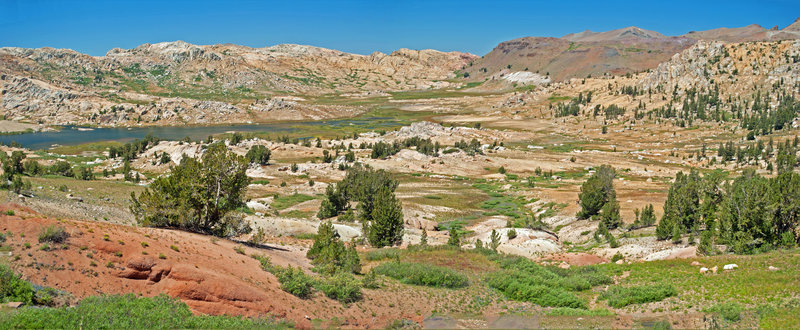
[641,40,800,95]
[0,41,476,126]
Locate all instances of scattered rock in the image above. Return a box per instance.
[6,302,22,308]
[691,261,701,266]
[768,266,779,271]
[699,267,709,273]
[723,263,738,271]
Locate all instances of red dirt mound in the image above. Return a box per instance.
[0,203,442,329]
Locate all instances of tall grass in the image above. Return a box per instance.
[0,294,287,329]
[373,262,468,288]
[599,283,677,308]
[364,247,401,261]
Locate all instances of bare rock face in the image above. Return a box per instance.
[641,40,800,97]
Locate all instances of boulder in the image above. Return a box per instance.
[723,263,738,271]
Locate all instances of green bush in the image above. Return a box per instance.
[38,226,69,244]
[0,264,34,305]
[361,270,380,289]
[373,262,468,288]
[276,266,315,298]
[708,302,743,322]
[577,165,616,219]
[245,145,271,165]
[316,272,362,303]
[0,294,286,329]
[599,283,677,308]
[485,257,612,309]
[131,143,251,238]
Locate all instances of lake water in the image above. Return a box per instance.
[0,117,399,150]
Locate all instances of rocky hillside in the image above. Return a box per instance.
[462,20,800,83]
[0,41,475,126]
[641,40,800,96]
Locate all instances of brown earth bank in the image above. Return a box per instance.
[0,203,431,329]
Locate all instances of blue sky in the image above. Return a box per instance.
[1,0,798,56]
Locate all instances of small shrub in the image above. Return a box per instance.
[38,226,69,244]
[316,272,362,303]
[234,245,245,255]
[276,266,314,298]
[170,245,180,252]
[373,262,468,288]
[158,253,167,260]
[5,210,15,216]
[140,242,149,248]
[708,302,743,322]
[361,270,380,289]
[507,229,517,240]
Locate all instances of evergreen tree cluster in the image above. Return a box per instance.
[656,168,800,254]
[245,145,271,165]
[317,164,404,248]
[108,134,160,161]
[306,221,361,275]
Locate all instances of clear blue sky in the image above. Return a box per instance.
[1,0,798,56]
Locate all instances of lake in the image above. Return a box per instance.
[0,117,400,150]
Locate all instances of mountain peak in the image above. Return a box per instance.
[562,26,665,42]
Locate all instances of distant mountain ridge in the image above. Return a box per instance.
[0,41,476,126]
[463,18,800,82]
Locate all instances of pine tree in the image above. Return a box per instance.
[600,196,621,229]
[307,221,361,274]
[365,187,404,248]
[490,229,501,251]
[447,227,461,247]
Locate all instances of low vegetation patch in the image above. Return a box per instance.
[0,294,286,328]
[364,247,401,261]
[706,302,743,322]
[599,283,677,308]
[37,226,69,244]
[546,307,615,316]
[372,261,468,288]
[315,272,362,303]
[271,193,315,210]
[485,257,612,309]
